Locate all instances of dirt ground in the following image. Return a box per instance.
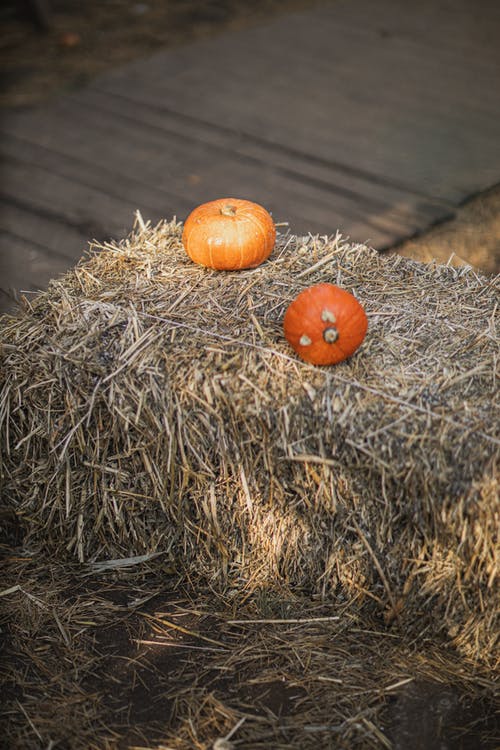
[392,185,500,275]
[1,0,499,275]
[0,0,320,108]
[1,554,498,750]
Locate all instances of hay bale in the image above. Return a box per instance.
[1,219,498,664]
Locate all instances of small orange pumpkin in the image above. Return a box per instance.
[182,198,276,271]
[283,283,368,365]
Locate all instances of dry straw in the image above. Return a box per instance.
[2,559,497,749]
[1,217,498,667]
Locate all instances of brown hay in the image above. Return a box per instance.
[1,217,499,668]
[1,559,498,750]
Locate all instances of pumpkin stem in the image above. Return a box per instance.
[220,204,238,217]
[323,327,339,344]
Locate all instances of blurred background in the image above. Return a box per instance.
[1,0,499,313]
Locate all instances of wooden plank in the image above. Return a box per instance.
[0,230,72,290]
[1,89,448,221]
[0,197,90,263]
[0,152,150,307]
[0,131,193,219]
[0,230,73,314]
[92,0,500,203]
[0,138,393,255]
[72,88,451,222]
[328,0,500,65]
[0,94,442,247]
[0,154,141,241]
[0,128,406,302]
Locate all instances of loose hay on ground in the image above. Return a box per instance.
[1,559,498,750]
[1,218,498,670]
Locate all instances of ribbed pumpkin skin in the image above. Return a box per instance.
[284,283,368,365]
[182,198,276,271]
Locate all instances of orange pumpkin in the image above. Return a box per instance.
[283,283,368,365]
[182,198,276,271]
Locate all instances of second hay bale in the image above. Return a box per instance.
[1,220,498,664]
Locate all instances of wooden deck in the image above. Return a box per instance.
[1,0,500,312]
